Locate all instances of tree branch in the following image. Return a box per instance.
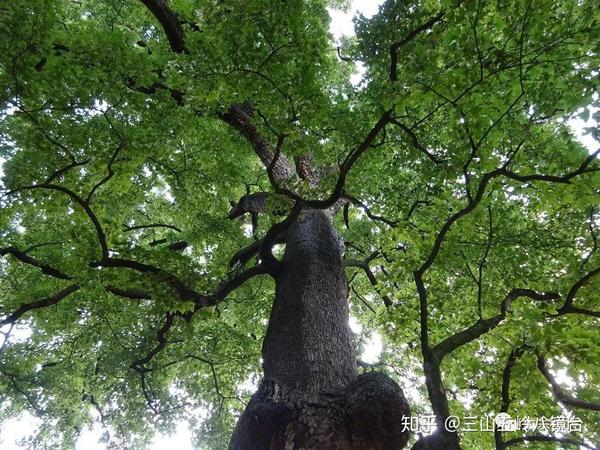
[123,223,182,233]
[229,232,286,268]
[417,147,598,279]
[495,345,529,449]
[294,153,317,186]
[558,266,600,313]
[344,252,392,307]
[131,312,175,371]
[388,117,443,163]
[219,103,293,182]
[537,354,600,411]
[129,263,269,372]
[139,0,187,53]
[45,159,90,184]
[345,194,398,227]
[210,264,269,303]
[228,192,270,219]
[432,289,559,359]
[7,183,109,260]
[94,257,214,306]
[258,202,302,273]
[501,148,599,185]
[390,11,445,82]
[411,149,598,442]
[124,75,392,213]
[582,207,598,268]
[0,284,80,326]
[558,306,600,318]
[0,246,71,280]
[249,110,394,211]
[86,143,123,203]
[502,434,596,449]
[105,285,152,300]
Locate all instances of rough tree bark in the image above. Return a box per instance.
[229,209,410,450]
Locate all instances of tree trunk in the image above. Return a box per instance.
[229,209,410,450]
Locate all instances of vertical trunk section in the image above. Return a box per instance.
[262,209,355,397]
[229,209,410,450]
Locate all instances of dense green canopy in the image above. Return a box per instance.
[0,0,599,448]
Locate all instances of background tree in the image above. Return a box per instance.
[0,0,599,449]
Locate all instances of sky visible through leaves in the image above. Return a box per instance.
[0,2,385,449]
[0,0,598,448]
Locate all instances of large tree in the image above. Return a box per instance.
[1,0,599,448]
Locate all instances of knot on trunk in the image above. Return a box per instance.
[229,372,411,450]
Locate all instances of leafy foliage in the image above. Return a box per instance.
[0,0,599,448]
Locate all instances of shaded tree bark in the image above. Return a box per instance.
[230,209,410,449]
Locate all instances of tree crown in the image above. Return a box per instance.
[0,0,599,448]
